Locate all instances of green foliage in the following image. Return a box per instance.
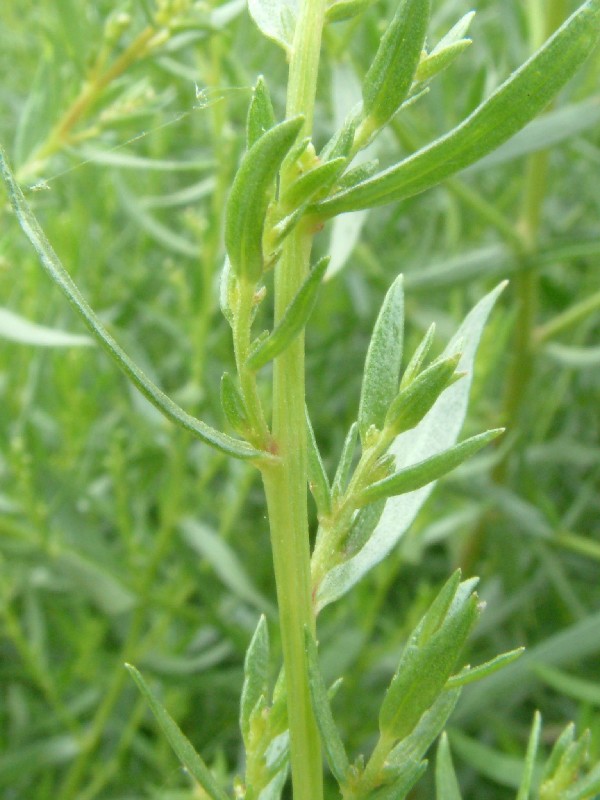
[1,0,599,798]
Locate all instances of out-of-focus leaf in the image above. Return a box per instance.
[0,308,92,347]
[180,518,275,614]
[533,663,600,706]
[542,343,600,368]
[56,551,136,615]
[516,712,541,800]
[435,733,463,800]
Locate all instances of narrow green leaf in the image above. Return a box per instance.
[247,76,276,148]
[542,723,576,784]
[379,580,480,742]
[344,498,386,556]
[283,157,347,208]
[240,616,270,744]
[305,628,350,783]
[435,734,463,800]
[221,372,249,433]
[446,647,525,688]
[320,115,358,161]
[387,687,462,768]
[316,0,600,215]
[533,663,600,707]
[384,353,461,437]
[416,571,463,646]
[362,0,431,128]
[332,421,359,500]
[125,664,229,800]
[225,116,303,281]
[336,159,379,191]
[0,145,263,461]
[358,275,404,442]
[246,255,329,369]
[516,712,542,800]
[359,429,503,506]
[415,39,471,83]
[399,323,436,389]
[433,10,475,51]
[306,407,333,517]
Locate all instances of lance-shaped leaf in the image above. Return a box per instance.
[307,407,333,517]
[282,157,347,209]
[516,712,541,800]
[221,372,249,434]
[387,687,462,769]
[225,116,303,281]
[446,647,524,689]
[320,114,358,161]
[379,576,480,743]
[315,0,600,216]
[247,76,276,148]
[316,283,505,611]
[359,429,502,506]
[0,145,263,461]
[336,159,380,192]
[126,664,229,800]
[415,11,475,83]
[358,275,404,443]
[361,0,431,129]
[305,628,350,783]
[399,323,435,389]
[332,422,359,501]
[435,734,463,800]
[246,256,329,369]
[384,353,462,437]
[415,39,472,84]
[240,616,270,744]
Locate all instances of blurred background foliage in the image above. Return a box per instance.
[0,0,599,797]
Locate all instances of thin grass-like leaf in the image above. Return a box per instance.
[0,144,263,460]
[125,664,229,800]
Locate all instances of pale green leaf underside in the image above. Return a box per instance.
[248,0,299,51]
[0,144,262,460]
[317,282,506,610]
[0,307,92,347]
[315,0,600,216]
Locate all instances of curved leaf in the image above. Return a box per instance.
[0,144,263,460]
[315,0,600,216]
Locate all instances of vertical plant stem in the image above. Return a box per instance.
[259,1,326,798]
[499,0,566,444]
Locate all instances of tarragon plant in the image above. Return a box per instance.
[1,0,599,798]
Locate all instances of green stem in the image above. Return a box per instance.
[535,288,600,344]
[259,1,327,797]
